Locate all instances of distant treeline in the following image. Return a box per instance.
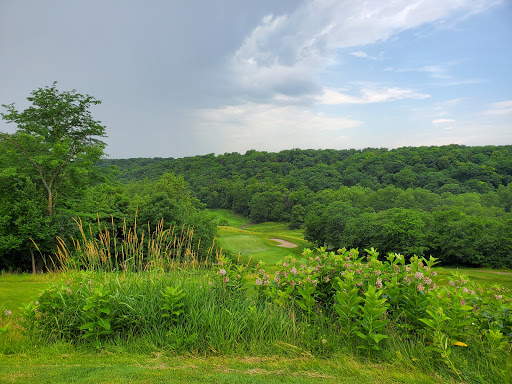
[101,145,512,268]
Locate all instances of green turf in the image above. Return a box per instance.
[210,209,251,228]
[210,210,313,265]
[0,350,451,384]
[435,267,512,289]
[217,227,308,265]
[0,273,57,315]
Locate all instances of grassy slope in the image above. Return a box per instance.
[211,209,312,265]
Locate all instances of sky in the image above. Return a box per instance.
[1,0,511,159]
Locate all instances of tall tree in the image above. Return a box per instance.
[1,82,107,217]
[0,83,107,271]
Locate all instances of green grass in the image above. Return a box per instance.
[210,209,312,265]
[436,267,512,289]
[0,347,453,384]
[217,227,310,265]
[0,273,57,315]
[210,209,251,228]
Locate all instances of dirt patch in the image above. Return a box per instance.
[270,238,297,248]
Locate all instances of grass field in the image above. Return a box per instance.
[0,346,450,384]
[436,267,512,289]
[0,273,59,316]
[211,209,313,265]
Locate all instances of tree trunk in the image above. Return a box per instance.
[30,248,36,274]
[47,189,53,216]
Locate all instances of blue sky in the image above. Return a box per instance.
[1,0,511,158]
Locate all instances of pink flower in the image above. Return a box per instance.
[290,267,298,275]
[423,277,432,285]
[449,280,456,287]
[417,283,425,292]
[256,278,262,286]
[4,310,11,316]
[414,272,424,280]
[223,276,229,283]
[375,270,381,276]
[218,269,226,276]
[283,262,289,267]
[258,269,265,275]
[430,271,437,277]
[376,278,383,290]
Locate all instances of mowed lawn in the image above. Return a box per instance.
[435,267,512,289]
[217,227,310,265]
[0,273,58,315]
[210,209,313,265]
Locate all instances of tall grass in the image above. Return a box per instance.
[52,216,218,273]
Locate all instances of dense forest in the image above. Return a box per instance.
[102,145,512,268]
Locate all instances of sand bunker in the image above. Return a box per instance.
[270,238,298,248]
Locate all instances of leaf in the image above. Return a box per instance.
[418,318,434,329]
[370,333,388,343]
[97,317,111,330]
[83,303,98,311]
[79,322,97,330]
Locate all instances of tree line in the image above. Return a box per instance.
[103,146,512,268]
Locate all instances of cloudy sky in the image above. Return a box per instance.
[1,0,511,158]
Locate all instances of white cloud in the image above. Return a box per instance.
[351,51,378,60]
[193,103,362,153]
[318,87,430,105]
[483,100,512,115]
[230,0,499,102]
[433,118,456,124]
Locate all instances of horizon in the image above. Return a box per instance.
[101,142,510,161]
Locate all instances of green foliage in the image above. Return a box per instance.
[354,285,389,352]
[80,285,115,344]
[161,286,186,325]
[102,145,512,268]
[0,83,107,271]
